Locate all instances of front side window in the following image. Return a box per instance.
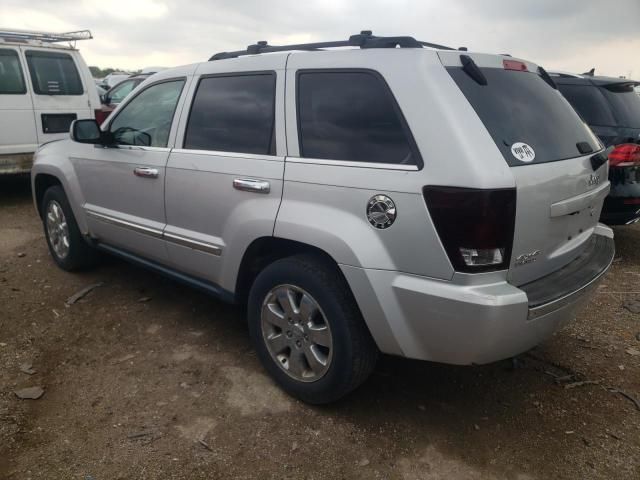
[184,73,276,155]
[297,70,418,165]
[107,78,140,104]
[25,51,83,95]
[0,49,26,94]
[109,79,185,147]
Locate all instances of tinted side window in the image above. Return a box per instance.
[25,51,83,95]
[184,74,276,155]
[110,80,185,148]
[557,84,616,126]
[0,49,26,94]
[297,71,417,165]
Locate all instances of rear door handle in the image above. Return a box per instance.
[233,178,270,194]
[134,167,159,178]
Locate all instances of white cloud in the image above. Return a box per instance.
[0,0,638,77]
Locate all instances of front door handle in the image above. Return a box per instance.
[134,167,159,178]
[233,178,270,194]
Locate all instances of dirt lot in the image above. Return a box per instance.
[0,176,639,480]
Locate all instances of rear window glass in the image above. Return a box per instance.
[447,67,600,166]
[25,51,83,95]
[0,49,26,94]
[600,85,640,128]
[557,84,616,126]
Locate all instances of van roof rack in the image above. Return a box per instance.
[209,30,459,61]
[0,28,92,45]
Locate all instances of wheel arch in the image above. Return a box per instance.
[235,237,344,308]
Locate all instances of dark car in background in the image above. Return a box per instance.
[551,71,640,225]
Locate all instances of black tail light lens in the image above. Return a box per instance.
[423,186,516,273]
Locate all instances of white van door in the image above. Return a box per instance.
[21,47,93,144]
[0,47,37,163]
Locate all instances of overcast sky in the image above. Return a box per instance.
[2,0,639,78]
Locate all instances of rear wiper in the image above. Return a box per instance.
[538,66,557,90]
[460,55,487,86]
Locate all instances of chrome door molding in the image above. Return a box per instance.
[85,209,163,238]
[163,231,222,256]
[85,207,222,256]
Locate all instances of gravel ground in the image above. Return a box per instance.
[1,175,639,480]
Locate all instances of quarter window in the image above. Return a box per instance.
[297,71,417,165]
[184,73,276,155]
[0,49,26,94]
[109,80,185,148]
[25,51,83,95]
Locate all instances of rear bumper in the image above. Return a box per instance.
[342,229,615,365]
[0,153,34,175]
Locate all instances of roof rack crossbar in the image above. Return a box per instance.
[0,29,92,44]
[209,30,456,61]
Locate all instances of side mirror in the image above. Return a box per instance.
[70,119,102,144]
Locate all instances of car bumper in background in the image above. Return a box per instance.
[0,153,34,175]
[342,228,615,365]
[601,165,640,225]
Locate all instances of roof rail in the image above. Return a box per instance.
[0,28,92,45]
[209,30,457,61]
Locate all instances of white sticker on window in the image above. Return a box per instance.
[511,142,535,162]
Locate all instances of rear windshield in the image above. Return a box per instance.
[599,84,640,128]
[447,67,600,166]
[556,84,616,126]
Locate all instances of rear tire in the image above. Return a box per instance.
[41,186,98,271]
[247,254,378,404]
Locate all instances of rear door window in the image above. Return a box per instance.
[0,49,26,94]
[599,84,640,128]
[447,67,600,166]
[25,51,83,95]
[296,70,420,166]
[184,73,276,155]
[556,84,616,126]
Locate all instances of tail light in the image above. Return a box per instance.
[94,109,110,126]
[423,187,516,273]
[609,143,640,167]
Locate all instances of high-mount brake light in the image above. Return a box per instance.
[503,59,528,72]
[609,143,640,167]
[423,187,516,273]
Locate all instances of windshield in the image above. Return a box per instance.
[600,84,640,128]
[447,67,601,166]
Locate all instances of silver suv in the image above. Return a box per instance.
[31,32,615,404]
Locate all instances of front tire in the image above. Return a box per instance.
[41,186,98,271]
[247,254,378,404]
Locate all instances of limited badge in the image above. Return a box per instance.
[511,142,536,162]
[367,195,397,229]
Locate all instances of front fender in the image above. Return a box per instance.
[31,140,89,235]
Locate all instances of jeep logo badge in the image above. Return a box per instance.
[367,195,397,229]
[588,174,600,186]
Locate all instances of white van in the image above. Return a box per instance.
[0,29,100,175]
